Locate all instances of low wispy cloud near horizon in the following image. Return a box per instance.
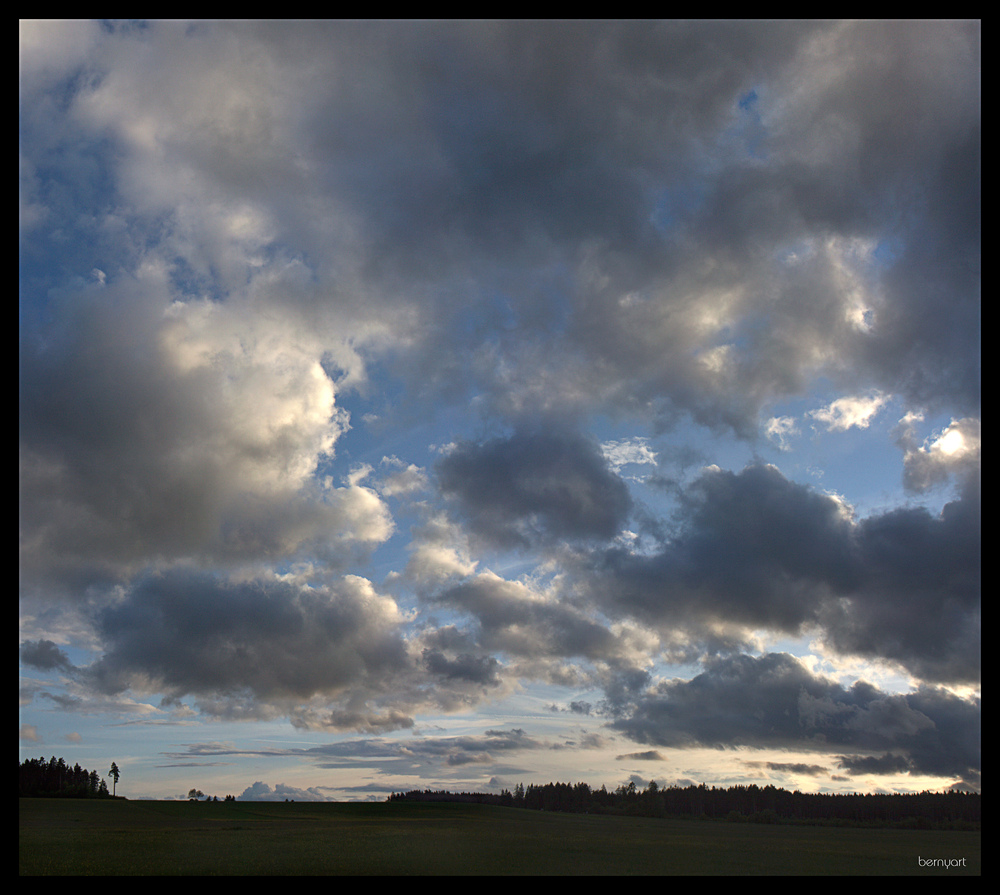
[20,19,979,800]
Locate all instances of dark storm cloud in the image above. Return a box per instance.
[583,463,979,684]
[85,569,408,707]
[819,476,980,684]
[20,639,74,672]
[861,127,981,417]
[421,648,502,687]
[437,429,631,548]
[299,20,813,264]
[612,652,980,781]
[588,462,855,633]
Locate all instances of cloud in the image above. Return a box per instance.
[808,391,890,432]
[601,438,659,476]
[422,648,502,687]
[19,282,393,593]
[819,484,980,684]
[836,753,912,776]
[765,416,799,450]
[898,416,981,493]
[20,639,74,672]
[238,781,332,802]
[764,762,828,776]
[588,463,857,632]
[18,19,102,94]
[302,727,542,774]
[20,21,980,440]
[583,462,979,684]
[612,652,980,781]
[434,571,625,669]
[437,429,632,548]
[85,569,410,713]
[616,750,667,762]
[400,511,479,585]
[377,456,430,498]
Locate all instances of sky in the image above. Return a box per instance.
[19,20,980,802]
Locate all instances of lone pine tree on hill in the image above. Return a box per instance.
[109,762,120,797]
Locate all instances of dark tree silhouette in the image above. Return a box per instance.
[109,762,120,797]
[19,757,118,799]
[387,780,980,829]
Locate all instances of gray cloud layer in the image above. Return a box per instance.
[582,463,980,684]
[20,21,979,782]
[87,570,407,703]
[20,20,980,437]
[612,652,980,783]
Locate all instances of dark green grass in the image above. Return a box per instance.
[19,798,980,875]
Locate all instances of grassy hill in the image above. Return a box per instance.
[19,797,980,875]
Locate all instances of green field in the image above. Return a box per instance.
[19,798,981,875]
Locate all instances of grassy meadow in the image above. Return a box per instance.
[20,797,980,876]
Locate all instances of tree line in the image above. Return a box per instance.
[187,789,238,801]
[387,780,980,829]
[19,756,122,799]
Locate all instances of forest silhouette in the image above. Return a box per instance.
[19,756,119,799]
[388,779,980,829]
